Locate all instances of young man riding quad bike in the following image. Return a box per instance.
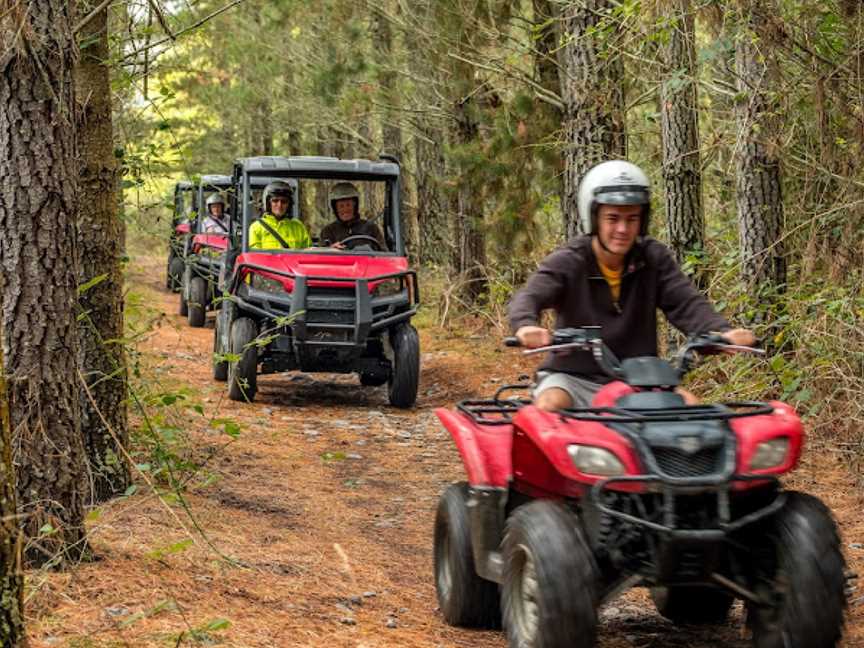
[432,161,848,648]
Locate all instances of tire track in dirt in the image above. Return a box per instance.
[25,254,864,647]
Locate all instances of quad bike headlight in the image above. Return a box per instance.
[749,437,790,470]
[567,444,625,477]
[250,273,285,293]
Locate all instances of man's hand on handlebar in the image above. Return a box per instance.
[515,326,552,349]
[720,328,757,348]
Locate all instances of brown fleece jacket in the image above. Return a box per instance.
[508,235,731,381]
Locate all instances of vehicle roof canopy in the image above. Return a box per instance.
[175,181,194,191]
[199,174,233,187]
[235,156,399,180]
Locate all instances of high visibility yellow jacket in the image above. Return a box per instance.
[248,214,311,250]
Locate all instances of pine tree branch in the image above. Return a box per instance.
[121,0,247,62]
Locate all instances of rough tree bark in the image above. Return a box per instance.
[734,1,787,296]
[76,0,131,502]
[0,344,25,646]
[407,0,451,268]
[371,1,417,256]
[0,0,89,565]
[559,0,627,238]
[661,0,705,283]
[450,57,488,303]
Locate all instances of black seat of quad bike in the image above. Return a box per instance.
[615,391,686,410]
[619,357,680,388]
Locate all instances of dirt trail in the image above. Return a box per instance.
[26,255,864,647]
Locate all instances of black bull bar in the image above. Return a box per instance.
[229,262,420,348]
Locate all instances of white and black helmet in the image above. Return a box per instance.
[206,193,225,212]
[262,181,294,214]
[577,160,651,235]
[329,181,360,217]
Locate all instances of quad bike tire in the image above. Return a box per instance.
[387,323,419,408]
[212,302,232,381]
[748,492,847,648]
[187,276,207,328]
[433,482,501,629]
[502,500,598,648]
[228,317,258,402]
[651,586,733,625]
[167,254,183,292]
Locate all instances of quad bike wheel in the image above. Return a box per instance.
[167,253,183,292]
[433,482,501,629]
[651,586,733,625]
[387,323,419,408]
[212,302,233,381]
[228,317,258,402]
[502,500,598,648]
[747,492,847,648]
[187,276,208,327]
[178,268,190,317]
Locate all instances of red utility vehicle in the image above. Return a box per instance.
[434,327,847,648]
[213,155,420,408]
[166,180,195,292]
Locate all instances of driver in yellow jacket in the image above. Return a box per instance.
[249,181,311,249]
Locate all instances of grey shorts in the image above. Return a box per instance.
[533,372,602,408]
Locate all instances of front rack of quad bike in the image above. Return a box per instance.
[456,383,532,425]
[559,401,776,424]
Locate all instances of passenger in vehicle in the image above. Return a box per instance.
[201,193,229,233]
[320,182,386,250]
[249,181,311,249]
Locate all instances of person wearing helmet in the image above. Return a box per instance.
[201,193,229,233]
[249,181,311,250]
[508,160,755,412]
[320,182,386,250]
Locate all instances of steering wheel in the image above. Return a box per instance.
[338,235,383,251]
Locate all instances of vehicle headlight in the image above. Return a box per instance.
[373,278,403,297]
[750,437,789,470]
[567,445,625,477]
[250,273,285,293]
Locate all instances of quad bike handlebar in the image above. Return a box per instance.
[505,327,765,380]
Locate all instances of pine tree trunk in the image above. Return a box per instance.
[734,2,786,295]
[661,0,705,282]
[532,0,565,217]
[559,0,627,238]
[0,345,25,647]
[414,125,450,267]
[76,0,131,502]
[406,0,451,269]
[0,0,89,565]
[450,60,488,303]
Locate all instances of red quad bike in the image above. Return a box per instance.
[433,327,848,648]
[166,180,195,293]
[181,174,233,326]
[212,155,420,408]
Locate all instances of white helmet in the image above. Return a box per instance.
[577,160,651,235]
[262,181,294,214]
[206,193,225,212]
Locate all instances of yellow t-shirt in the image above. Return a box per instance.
[597,259,622,303]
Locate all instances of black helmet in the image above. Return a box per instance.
[262,181,294,214]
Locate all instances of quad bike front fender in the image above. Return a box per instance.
[435,408,512,488]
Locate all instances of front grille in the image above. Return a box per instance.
[306,310,353,324]
[651,447,723,477]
